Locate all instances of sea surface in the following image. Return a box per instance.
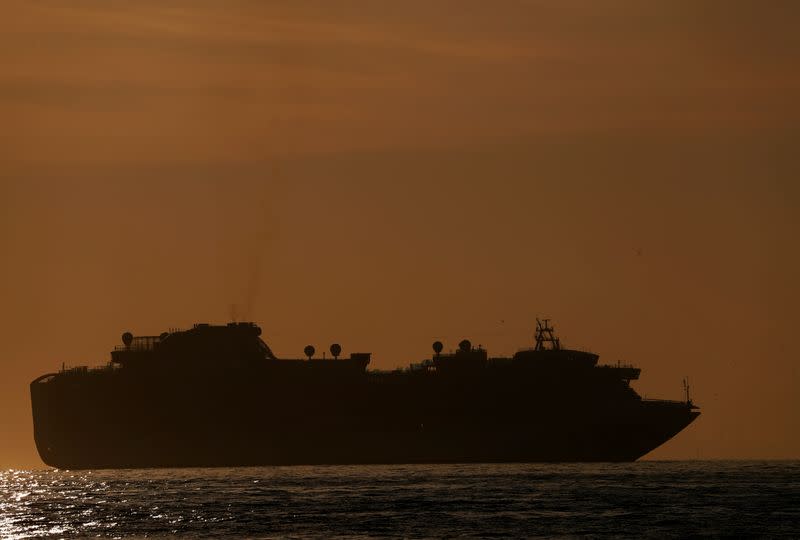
[1,461,798,538]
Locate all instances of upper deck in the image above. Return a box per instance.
[107,322,372,375]
[33,319,643,388]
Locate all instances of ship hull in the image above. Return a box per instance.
[31,370,699,469]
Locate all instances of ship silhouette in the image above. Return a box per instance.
[31,319,699,469]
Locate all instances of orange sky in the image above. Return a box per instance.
[1,1,799,468]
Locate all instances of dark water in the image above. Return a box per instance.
[1,462,798,538]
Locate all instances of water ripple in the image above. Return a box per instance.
[0,462,798,538]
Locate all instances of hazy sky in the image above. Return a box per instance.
[1,1,799,468]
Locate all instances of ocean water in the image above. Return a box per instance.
[1,462,798,538]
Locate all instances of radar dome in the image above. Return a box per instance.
[304,345,315,359]
[122,332,133,347]
[432,341,443,355]
[330,343,342,358]
[458,339,471,353]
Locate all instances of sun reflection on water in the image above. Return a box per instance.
[1,463,798,538]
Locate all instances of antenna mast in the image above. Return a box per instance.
[683,377,691,406]
[535,318,561,351]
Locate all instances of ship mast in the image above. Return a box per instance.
[535,318,561,351]
[683,377,692,406]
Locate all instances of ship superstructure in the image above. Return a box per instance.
[31,319,699,469]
